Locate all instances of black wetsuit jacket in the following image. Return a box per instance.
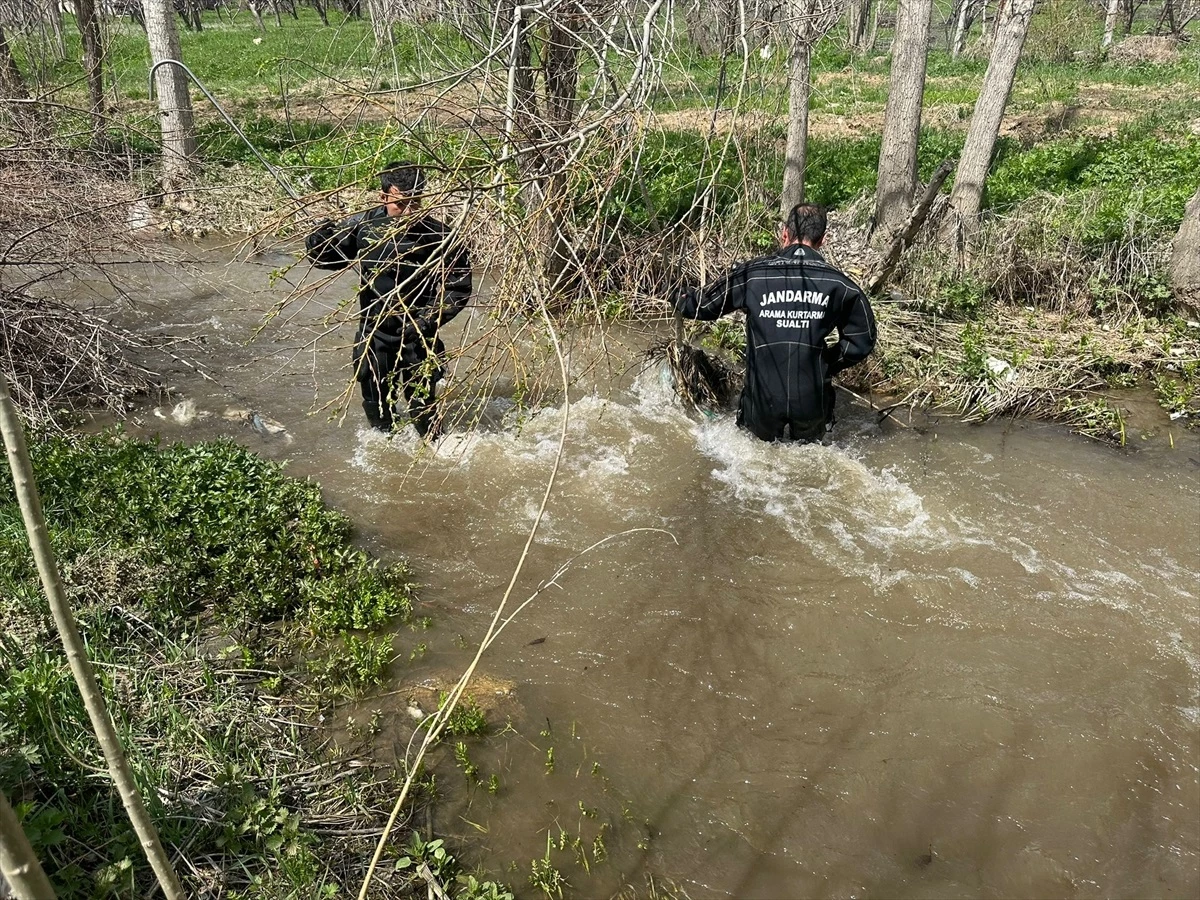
[677,244,876,438]
[305,207,472,364]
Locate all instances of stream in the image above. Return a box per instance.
[84,241,1199,899]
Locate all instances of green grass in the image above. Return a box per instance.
[17,10,475,102]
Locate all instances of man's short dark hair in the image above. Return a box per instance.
[380,161,425,196]
[785,203,827,245]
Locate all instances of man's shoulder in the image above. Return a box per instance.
[809,259,866,294]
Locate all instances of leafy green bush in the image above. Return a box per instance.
[987,131,1200,245]
[0,433,412,630]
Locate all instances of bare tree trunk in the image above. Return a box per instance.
[72,0,106,134]
[1103,0,1121,45]
[145,0,197,191]
[0,22,29,100]
[249,0,268,32]
[952,0,975,57]
[366,0,391,49]
[313,0,330,25]
[945,0,1035,232]
[867,157,956,293]
[847,0,872,50]
[780,0,843,217]
[541,2,582,283]
[0,374,186,900]
[0,789,55,900]
[874,0,932,238]
[45,0,67,60]
[1170,184,1200,317]
[780,39,812,215]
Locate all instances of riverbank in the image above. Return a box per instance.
[0,431,515,898]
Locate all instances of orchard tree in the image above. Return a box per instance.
[945,0,1036,237]
[145,0,197,190]
[874,0,933,238]
[780,0,845,217]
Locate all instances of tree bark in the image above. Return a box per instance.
[952,0,976,57]
[0,789,55,900]
[0,23,29,100]
[366,0,391,49]
[865,0,880,51]
[45,0,67,60]
[847,0,872,50]
[249,0,268,32]
[780,0,843,217]
[145,0,197,191]
[874,0,933,238]
[867,157,955,293]
[72,0,106,134]
[1170,184,1200,316]
[945,0,1035,232]
[0,374,186,900]
[780,39,812,215]
[541,2,583,284]
[1103,0,1120,46]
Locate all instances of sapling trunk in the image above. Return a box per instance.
[0,789,55,900]
[0,374,185,900]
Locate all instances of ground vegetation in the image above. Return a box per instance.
[0,432,511,897]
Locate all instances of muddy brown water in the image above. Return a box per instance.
[80,242,1198,899]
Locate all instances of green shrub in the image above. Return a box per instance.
[987,131,1200,245]
[0,433,413,632]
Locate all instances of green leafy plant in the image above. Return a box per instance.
[441,694,488,737]
[454,741,481,784]
[530,832,568,899]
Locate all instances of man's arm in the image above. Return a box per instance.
[415,236,472,334]
[304,213,363,270]
[675,260,750,321]
[826,282,877,375]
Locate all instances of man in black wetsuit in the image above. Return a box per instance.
[306,162,472,440]
[676,203,876,442]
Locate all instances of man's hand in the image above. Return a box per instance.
[823,344,844,375]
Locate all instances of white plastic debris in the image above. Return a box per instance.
[986,356,1015,381]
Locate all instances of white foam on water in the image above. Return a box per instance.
[692,416,957,586]
[950,567,982,587]
[579,448,630,479]
[630,363,704,427]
